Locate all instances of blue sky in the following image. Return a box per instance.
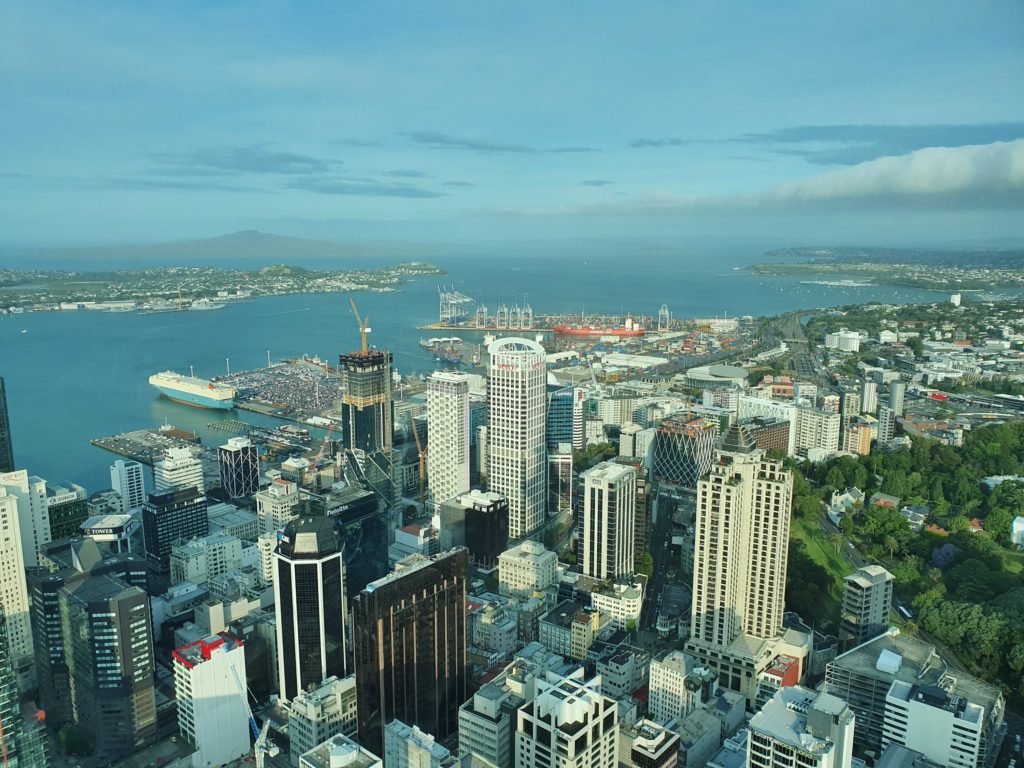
[1,0,1023,246]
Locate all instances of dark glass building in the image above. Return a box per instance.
[308,485,389,602]
[458,490,509,568]
[60,574,157,759]
[141,486,208,573]
[352,547,467,756]
[546,384,584,451]
[29,538,149,726]
[273,516,346,701]
[0,377,14,473]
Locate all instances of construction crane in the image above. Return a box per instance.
[411,418,427,508]
[230,664,279,768]
[308,421,337,472]
[349,297,371,354]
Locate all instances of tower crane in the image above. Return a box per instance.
[349,297,371,354]
[229,664,279,768]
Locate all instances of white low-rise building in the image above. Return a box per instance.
[498,540,557,597]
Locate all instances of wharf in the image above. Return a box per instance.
[91,427,201,466]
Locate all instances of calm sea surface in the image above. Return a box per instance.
[1,243,952,491]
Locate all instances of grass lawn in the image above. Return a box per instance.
[791,516,854,595]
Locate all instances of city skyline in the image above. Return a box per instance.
[1,1,1022,245]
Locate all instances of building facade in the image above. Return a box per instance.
[142,487,208,574]
[748,687,854,768]
[219,437,260,498]
[0,487,33,692]
[154,446,205,494]
[498,540,557,598]
[256,478,300,535]
[0,378,13,474]
[172,633,251,768]
[840,565,893,649]
[60,575,157,759]
[450,489,509,569]
[487,338,547,539]
[581,462,637,581]
[110,459,146,514]
[288,675,359,767]
[427,372,471,515]
[652,417,719,488]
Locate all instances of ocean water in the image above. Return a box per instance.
[1,243,951,491]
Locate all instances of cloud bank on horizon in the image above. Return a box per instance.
[0,0,1021,244]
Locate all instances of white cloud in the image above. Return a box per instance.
[766,139,1024,203]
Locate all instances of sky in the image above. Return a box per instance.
[1,0,1023,247]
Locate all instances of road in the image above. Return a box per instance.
[640,487,677,631]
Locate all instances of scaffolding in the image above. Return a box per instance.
[439,285,475,325]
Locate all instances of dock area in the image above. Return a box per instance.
[91,427,201,466]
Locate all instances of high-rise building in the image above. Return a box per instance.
[861,380,879,414]
[840,565,893,649]
[883,680,989,768]
[889,381,907,418]
[878,405,896,446]
[110,459,146,514]
[514,668,618,768]
[0,378,13,474]
[487,338,547,539]
[339,350,394,456]
[274,516,346,702]
[384,720,459,768]
[288,675,359,767]
[427,372,470,516]
[0,605,49,768]
[0,487,33,692]
[686,425,794,704]
[0,471,50,568]
[748,687,854,768]
[142,486,208,574]
[154,446,205,494]
[27,539,149,727]
[172,633,251,768]
[256,477,300,535]
[60,574,157,759]
[652,417,719,488]
[580,462,636,580]
[219,437,260,498]
[352,548,467,756]
[546,386,584,452]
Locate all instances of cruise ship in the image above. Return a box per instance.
[149,371,236,410]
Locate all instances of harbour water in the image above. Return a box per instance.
[1,243,953,491]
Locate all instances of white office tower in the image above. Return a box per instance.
[288,676,359,767]
[487,338,547,539]
[516,669,618,768]
[171,633,251,768]
[0,470,50,568]
[110,459,146,513]
[840,565,893,649]
[878,406,896,446]
[861,380,879,414]
[384,720,459,768]
[427,372,471,516]
[580,462,636,580]
[648,651,696,725]
[154,446,205,494]
[0,486,34,691]
[748,687,854,768]
[256,478,300,535]
[686,425,798,706]
[888,381,906,418]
